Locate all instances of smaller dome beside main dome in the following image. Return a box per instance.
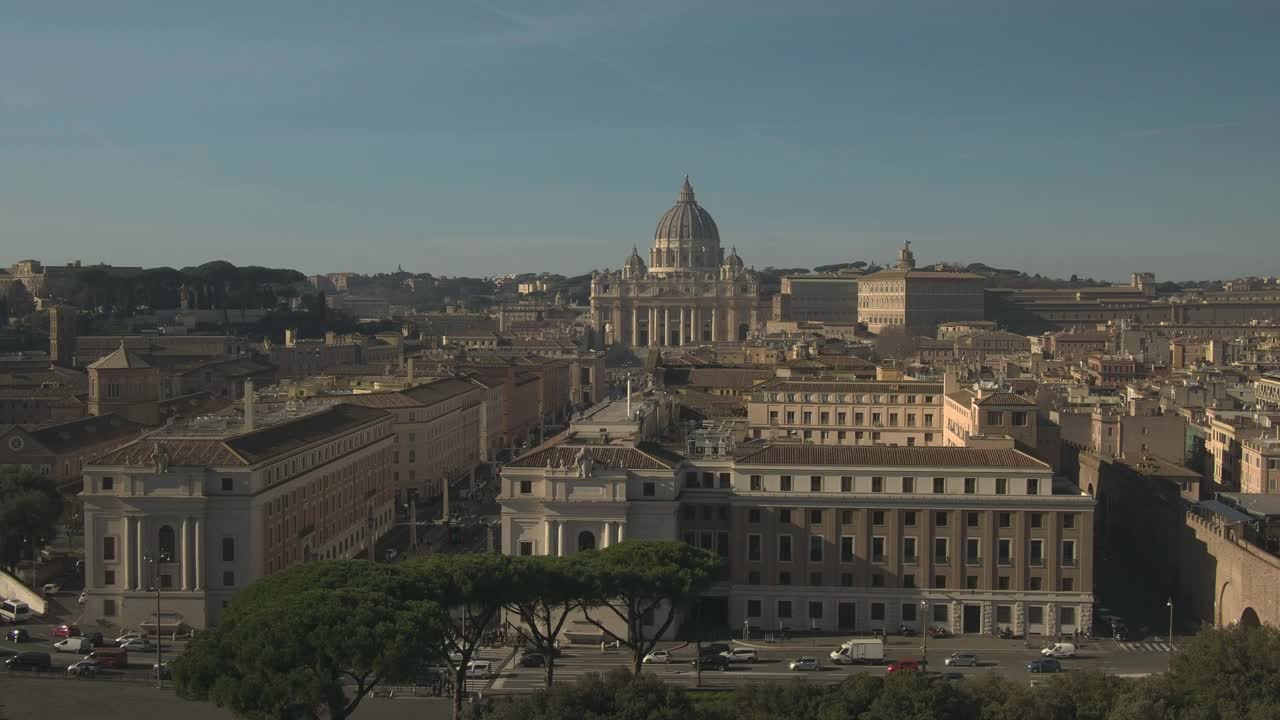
[723,246,744,269]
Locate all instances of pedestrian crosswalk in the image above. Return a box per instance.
[1115,641,1173,653]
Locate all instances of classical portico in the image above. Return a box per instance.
[591,178,760,348]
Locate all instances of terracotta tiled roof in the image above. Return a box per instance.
[946,390,976,406]
[91,438,248,467]
[507,443,676,470]
[87,344,152,370]
[227,404,389,463]
[974,392,1037,407]
[761,380,945,394]
[735,444,1049,470]
[30,414,147,453]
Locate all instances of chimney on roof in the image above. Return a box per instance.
[244,379,255,431]
[407,357,415,385]
[943,371,958,395]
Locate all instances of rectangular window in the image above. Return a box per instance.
[103,537,116,561]
[998,538,1012,565]
[750,475,762,491]
[777,600,792,618]
[871,603,885,621]
[998,575,1010,590]
[223,571,235,587]
[1063,513,1076,530]
[855,412,864,424]
[779,535,793,562]
[803,412,813,424]
[748,534,762,561]
[519,541,534,556]
[903,537,917,563]
[966,575,978,590]
[810,509,823,525]
[901,603,918,622]
[1030,513,1042,529]
[1026,478,1040,495]
[903,574,916,588]
[841,573,854,587]
[748,508,761,523]
[935,511,948,527]
[519,480,533,495]
[840,536,855,562]
[840,509,853,525]
[871,573,884,587]
[965,538,980,564]
[779,509,792,524]
[1062,540,1077,566]
[996,477,1008,495]
[987,411,1003,425]
[779,571,792,585]
[103,599,117,617]
[840,476,853,492]
[1030,539,1044,566]
[748,571,761,585]
[643,482,655,497]
[717,532,729,558]
[1030,576,1043,591]
[101,477,114,491]
[998,512,1012,528]
[221,477,234,492]
[820,412,830,425]
[781,475,793,491]
[808,601,824,619]
[1013,412,1028,427]
[747,599,762,617]
[964,477,977,494]
[1061,577,1075,592]
[902,476,914,493]
[718,472,731,489]
[809,572,823,586]
[904,510,917,526]
[837,412,847,424]
[872,510,885,526]
[1060,606,1077,627]
[933,477,945,493]
[934,537,949,563]
[104,570,115,585]
[967,511,980,528]
[685,471,699,488]
[933,604,948,622]
[934,574,947,589]
[703,472,715,488]
[872,476,883,493]
[222,538,235,562]
[872,536,886,563]
[809,536,824,562]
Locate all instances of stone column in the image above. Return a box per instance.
[612,305,623,345]
[135,517,145,590]
[693,306,701,343]
[711,306,718,342]
[544,519,553,556]
[193,518,203,591]
[601,521,611,549]
[663,307,671,347]
[180,517,190,591]
[617,523,626,543]
[728,306,738,341]
[649,307,657,347]
[121,516,133,591]
[556,522,566,557]
[679,306,687,346]
[84,513,97,589]
[631,306,639,346]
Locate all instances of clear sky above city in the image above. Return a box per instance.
[2,1,1277,281]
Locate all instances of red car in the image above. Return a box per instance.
[886,659,923,674]
[52,624,81,639]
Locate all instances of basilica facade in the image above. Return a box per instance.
[590,178,760,348]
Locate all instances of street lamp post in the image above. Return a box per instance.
[920,600,928,669]
[1167,597,1175,660]
[144,553,163,689]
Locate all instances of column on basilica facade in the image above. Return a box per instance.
[617,523,625,542]
[631,306,639,346]
[648,307,657,347]
[612,305,623,345]
[556,522,566,557]
[679,306,687,346]
[135,517,145,590]
[121,516,133,591]
[181,517,190,591]
[544,519,553,556]
[601,521,611,549]
[193,518,203,591]
[710,306,718,341]
[663,307,671,347]
[692,306,701,343]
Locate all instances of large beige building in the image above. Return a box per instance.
[747,379,946,446]
[500,396,1094,638]
[590,178,760,347]
[79,404,395,629]
[774,273,861,324]
[858,243,987,337]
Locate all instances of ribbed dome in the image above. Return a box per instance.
[653,176,720,246]
[723,246,744,269]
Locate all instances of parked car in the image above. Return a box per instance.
[87,647,129,669]
[5,651,52,671]
[6,628,29,643]
[517,653,546,668]
[701,643,731,656]
[721,648,758,663]
[1027,658,1063,673]
[465,660,494,679]
[693,654,731,671]
[1041,642,1077,658]
[120,638,154,652]
[642,650,671,664]
[54,637,94,653]
[68,658,99,677]
[944,653,978,667]
[886,659,922,674]
[788,656,821,671]
[52,624,81,639]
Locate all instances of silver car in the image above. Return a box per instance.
[944,652,978,667]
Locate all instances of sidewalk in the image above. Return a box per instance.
[728,632,1106,654]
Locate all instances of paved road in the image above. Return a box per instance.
[491,634,1180,691]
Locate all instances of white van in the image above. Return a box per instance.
[0,600,30,624]
[1041,642,1076,658]
[54,637,94,654]
[830,637,885,665]
[466,660,494,679]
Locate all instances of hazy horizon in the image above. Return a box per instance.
[3,1,1278,282]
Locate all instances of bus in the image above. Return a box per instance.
[0,600,31,624]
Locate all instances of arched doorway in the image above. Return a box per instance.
[157,525,176,563]
[578,530,596,552]
[1240,607,1261,628]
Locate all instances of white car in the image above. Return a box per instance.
[788,656,821,671]
[115,632,143,645]
[642,650,671,664]
[41,583,61,596]
[945,653,978,667]
[120,638,153,652]
[67,658,99,676]
[466,660,493,679]
[721,648,758,663]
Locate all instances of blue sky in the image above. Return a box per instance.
[1,1,1277,281]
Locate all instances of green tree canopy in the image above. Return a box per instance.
[503,554,590,687]
[0,466,62,573]
[173,560,439,720]
[579,540,723,674]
